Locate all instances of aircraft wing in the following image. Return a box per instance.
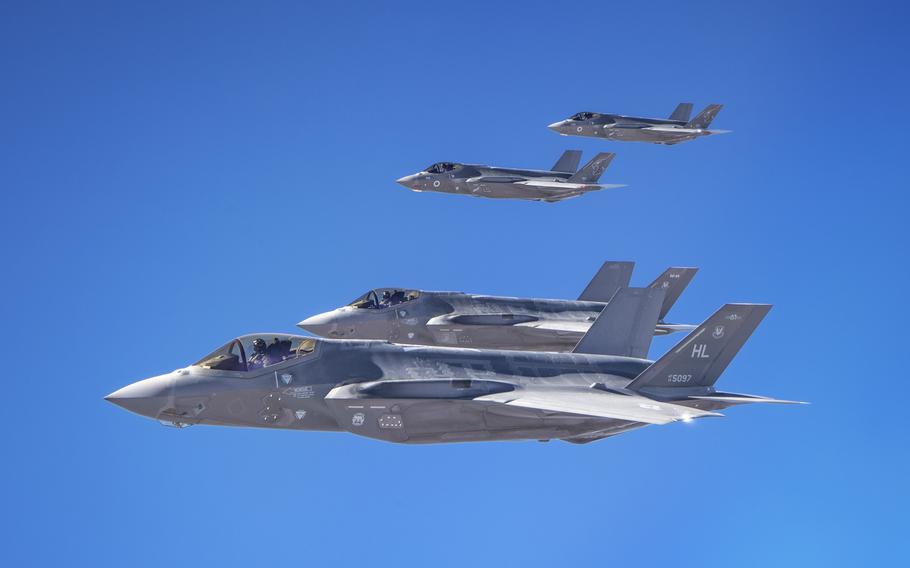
[515,180,627,191]
[517,320,589,333]
[519,320,696,335]
[426,313,539,326]
[643,125,726,134]
[476,387,723,424]
[465,175,527,184]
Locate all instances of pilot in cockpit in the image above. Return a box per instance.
[248,338,268,370]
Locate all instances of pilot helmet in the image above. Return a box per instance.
[252,338,267,353]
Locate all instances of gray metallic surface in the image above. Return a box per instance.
[395,151,624,202]
[298,264,698,352]
[548,103,729,145]
[106,304,803,444]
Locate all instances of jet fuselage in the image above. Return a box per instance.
[396,163,601,202]
[549,106,726,145]
[298,290,687,352]
[105,335,722,444]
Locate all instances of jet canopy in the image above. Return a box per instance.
[424,162,458,174]
[570,112,599,121]
[193,333,316,372]
[348,288,420,310]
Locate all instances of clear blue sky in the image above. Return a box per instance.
[1,1,907,566]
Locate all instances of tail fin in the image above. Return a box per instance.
[572,287,665,358]
[578,261,634,302]
[627,304,771,391]
[568,152,615,184]
[648,267,698,321]
[686,104,723,129]
[551,150,582,173]
[668,103,693,122]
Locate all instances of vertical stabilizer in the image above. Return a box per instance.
[627,303,771,390]
[552,150,582,173]
[578,261,635,302]
[686,104,723,129]
[648,267,698,320]
[568,153,615,184]
[572,287,665,358]
[668,103,693,122]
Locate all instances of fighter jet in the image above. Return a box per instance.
[548,103,729,145]
[395,150,624,202]
[106,290,803,444]
[298,262,697,352]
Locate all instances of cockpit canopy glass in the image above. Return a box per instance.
[425,162,458,174]
[193,334,316,373]
[570,112,598,121]
[348,288,420,310]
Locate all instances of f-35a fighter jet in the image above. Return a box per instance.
[548,103,728,145]
[106,291,802,444]
[298,262,697,352]
[395,150,623,202]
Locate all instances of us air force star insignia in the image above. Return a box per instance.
[280,373,293,385]
[713,325,725,339]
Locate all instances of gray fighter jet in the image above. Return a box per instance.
[106,291,803,444]
[395,150,624,202]
[298,262,697,352]
[548,103,729,145]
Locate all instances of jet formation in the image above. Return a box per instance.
[397,102,727,203]
[107,102,803,444]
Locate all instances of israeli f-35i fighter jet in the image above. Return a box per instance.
[106,293,803,444]
[395,150,624,202]
[297,262,697,351]
[548,103,729,145]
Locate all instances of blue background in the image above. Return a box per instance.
[2,1,907,565]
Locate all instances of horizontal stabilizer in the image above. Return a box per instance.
[688,394,808,405]
[654,323,697,334]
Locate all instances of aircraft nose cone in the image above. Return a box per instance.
[105,374,173,419]
[547,121,566,131]
[395,174,418,188]
[298,311,341,337]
